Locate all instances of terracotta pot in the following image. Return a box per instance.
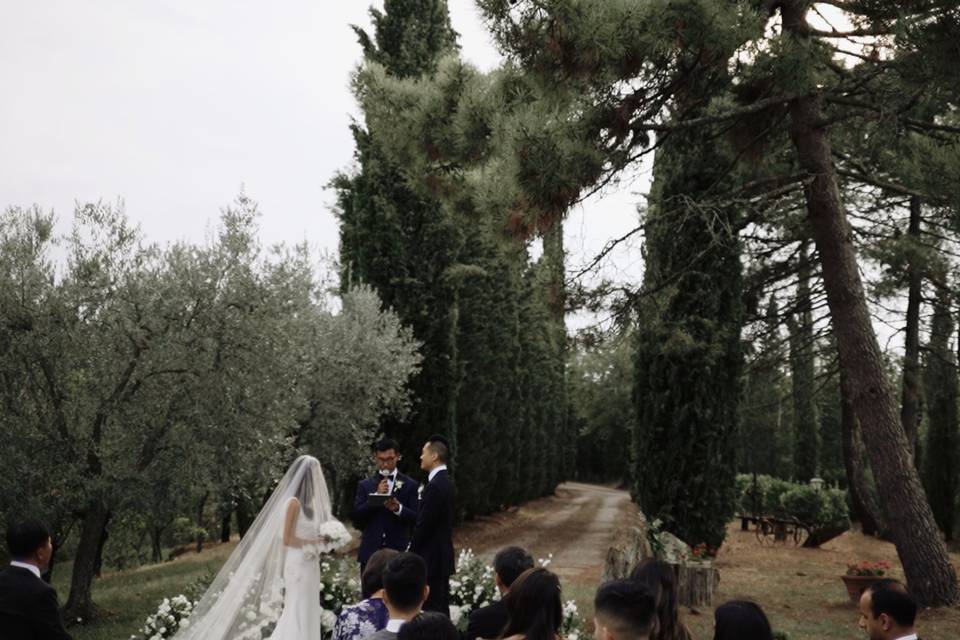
[841,574,882,603]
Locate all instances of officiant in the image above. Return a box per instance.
[353,438,420,574]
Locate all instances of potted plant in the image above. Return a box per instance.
[842,561,891,603]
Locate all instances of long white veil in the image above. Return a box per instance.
[172,455,337,640]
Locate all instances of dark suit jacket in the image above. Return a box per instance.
[409,468,455,580]
[464,600,507,640]
[0,565,73,640]
[354,472,419,565]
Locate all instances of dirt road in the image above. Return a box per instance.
[453,482,639,585]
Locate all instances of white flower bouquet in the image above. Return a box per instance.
[317,519,352,551]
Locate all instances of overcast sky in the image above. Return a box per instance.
[1,0,646,331]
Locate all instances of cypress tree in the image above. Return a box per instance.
[335,0,461,466]
[740,297,792,479]
[633,99,744,549]
[788,241,820,481]
[923,285,959,541]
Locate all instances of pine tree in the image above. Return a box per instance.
[923,285,959,541]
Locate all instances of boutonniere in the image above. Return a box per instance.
[394,479,405,491]
[417,485,425,499]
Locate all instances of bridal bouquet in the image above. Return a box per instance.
[318,520,352,551]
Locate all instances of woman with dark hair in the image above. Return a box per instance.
[712,601,773,640]
[498,568,563,640]
[630,560,693,640]
[332,548,399,640]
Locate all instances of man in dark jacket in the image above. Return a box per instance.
[410,434,455,617]
[354,438,420,574]
[0,519,73,640]
[464,547,534,640]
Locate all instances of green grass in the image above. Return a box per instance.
[52,543,235,640]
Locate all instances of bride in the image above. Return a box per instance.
[173,455,350,640]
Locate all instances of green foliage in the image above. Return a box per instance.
[788,243,820,482]
[922,287,959,541]
[569,331,634,483]
[736,474,850,535]
[0,198,419,606]
[339,0,572,516]
[739,297,794,480]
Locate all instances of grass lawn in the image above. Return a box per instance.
[680,523,960,640]
[53,541,236,640]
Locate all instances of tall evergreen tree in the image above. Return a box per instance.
[335,0,461,467]
[788,242,820,481]
[740,297,792,478]
[633,61,744,547]
[923,285,959,541]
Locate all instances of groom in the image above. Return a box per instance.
[410,434,455,617]
[354,438,420,574]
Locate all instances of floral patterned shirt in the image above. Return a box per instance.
[332,597,389,640]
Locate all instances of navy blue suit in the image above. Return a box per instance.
[354,472,419,567]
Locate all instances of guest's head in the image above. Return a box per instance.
[858,579,917,640]
[493,546,535,594]
[501,567,563,640]
[420,434,450,472]
[374,438,401,474]
[362,548,400,599]
[5,519,53,571]
[382,552,429,619]
[712,601,773,640]
[631,559,691,640]
[398,612,460,640]
[594,579,658,640]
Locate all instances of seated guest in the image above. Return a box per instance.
[465,546,534,640]
[712,601,773,640]
[594,579,658,640]
[334,548,399,640]
[363,553,429,640]
[0,519,73,640]
[397,612,460,640]
[858,579,919,640]
[498,568,563,640]
[630,559,694,640]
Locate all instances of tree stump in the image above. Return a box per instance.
[673,561,720,607]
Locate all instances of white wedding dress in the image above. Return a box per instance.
[268,505,322,640]
[172,455,346,640]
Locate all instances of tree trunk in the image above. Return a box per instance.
[786,84,959,605]
[900,196,923,459]
[62,500,111,622]
[195,491,209,554]
[150,527,164,563]
[237,499,254,538]
[93,516,110,577]
[841,370,883,537]
[220,510,232,544]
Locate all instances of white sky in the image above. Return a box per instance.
[0,0,646,333]
[0,1,905,347]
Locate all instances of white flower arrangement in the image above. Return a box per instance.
[133,594,195,640]
[561,599,586,640]
[448,549,499,631]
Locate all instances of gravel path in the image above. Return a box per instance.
[453,482,639,585]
